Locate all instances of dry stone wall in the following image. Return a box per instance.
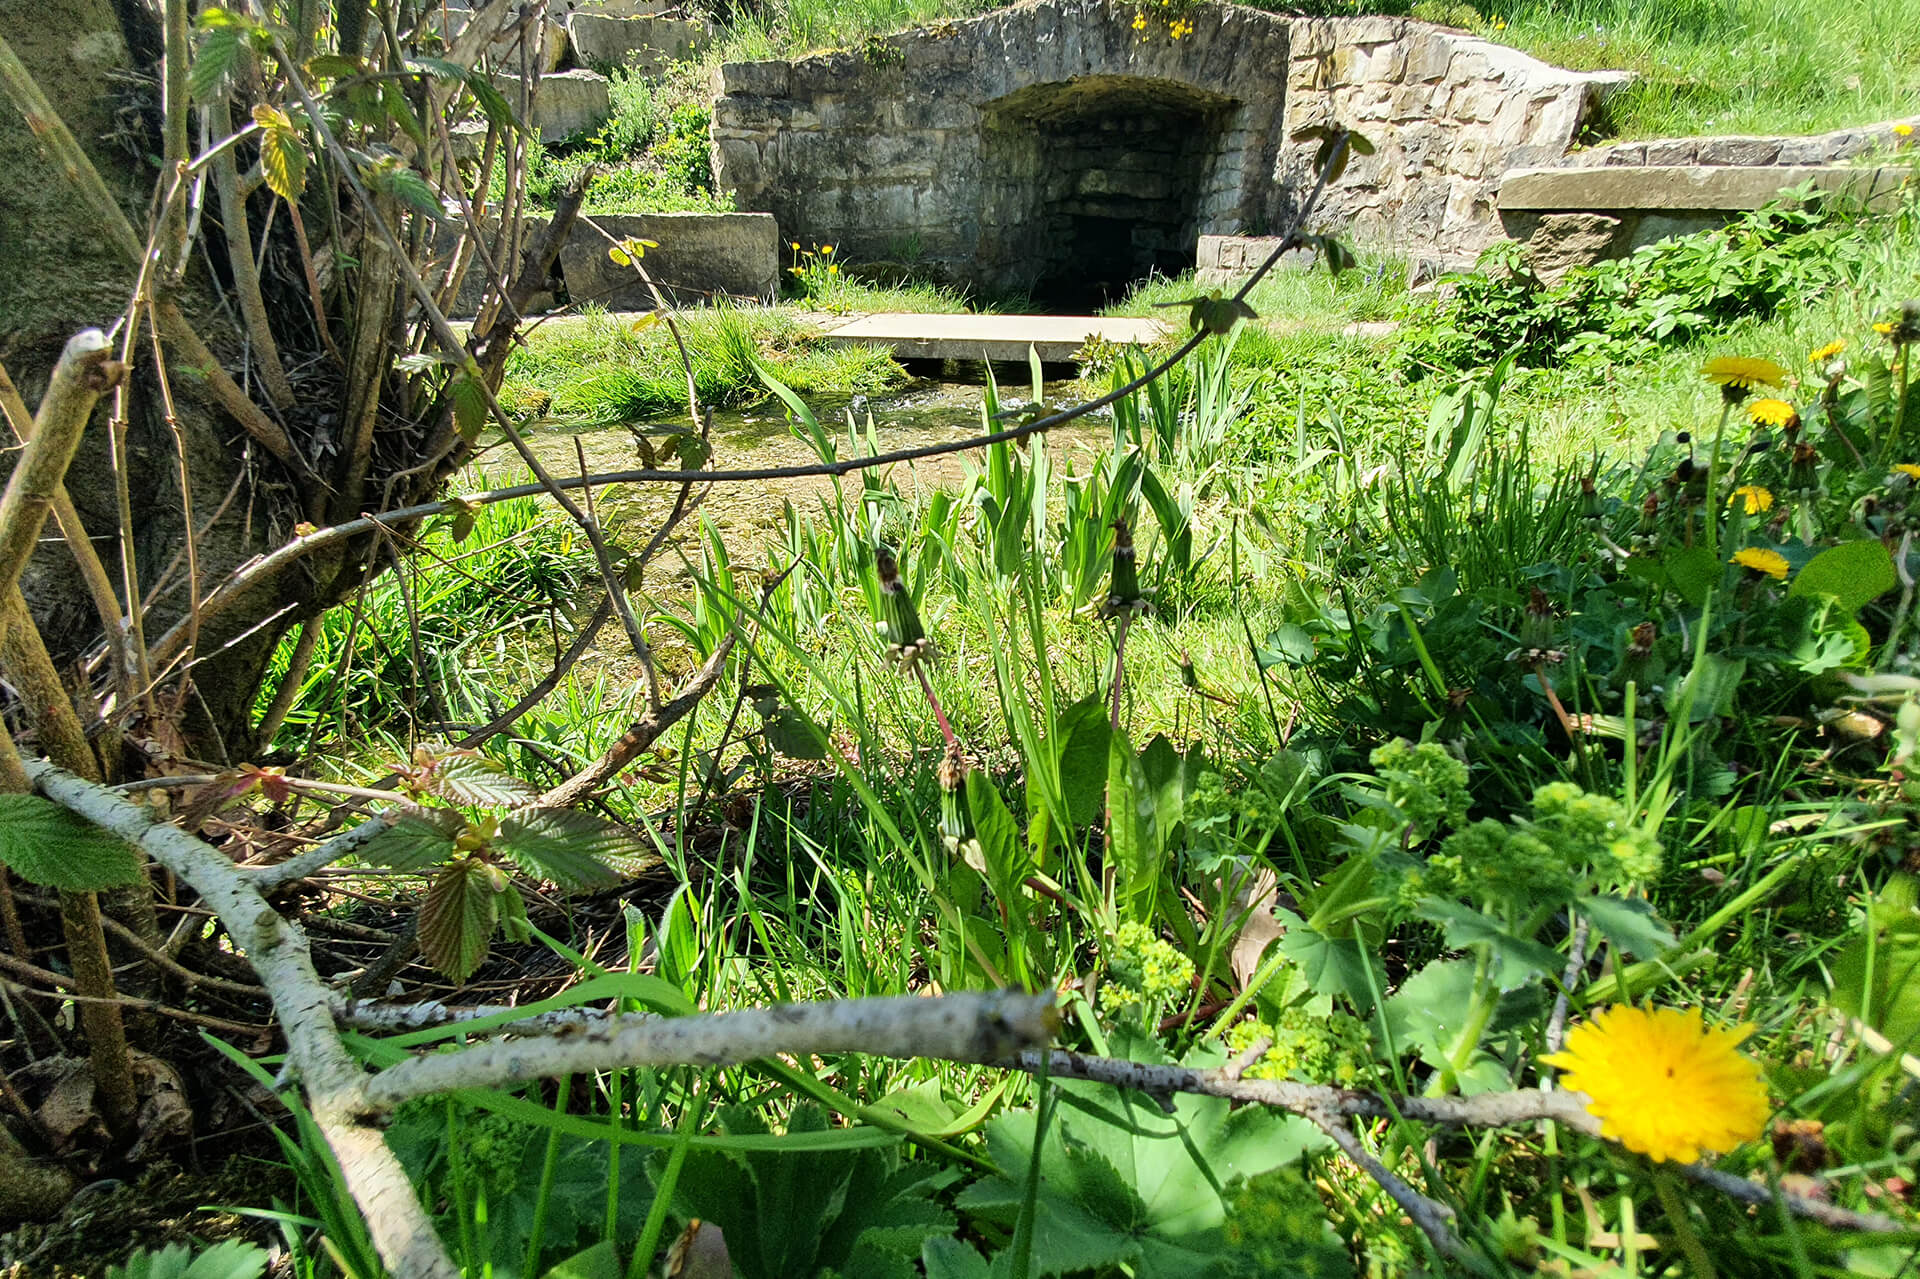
[710,0,1624,295]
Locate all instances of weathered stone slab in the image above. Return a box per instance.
[820,313,1170,362]
[558,212,780,307]
[494,69,610,142]
[567,13,711,74]
[1499,164,1905,212]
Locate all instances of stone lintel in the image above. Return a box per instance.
[1499,164,1906,212]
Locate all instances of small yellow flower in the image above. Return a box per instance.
[1730,485,1774,515]
[790,241,801,251]
[1132,11,1146,28]
[1747,397,1797,427]
[1896,464,1920,480]
[1702,355,1788,392]
[1542,1005,1770,1165]
[1897,123,1914,138]
[821,244,835,255]
[1731,547,1790,579]
[826,263,838,275]
[1877,322,1896,336]
[1808,339,1845,363]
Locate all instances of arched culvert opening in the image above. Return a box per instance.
[979,76,1240,310]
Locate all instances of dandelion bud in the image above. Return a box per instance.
[1520,586,1556,652]
[937,742,973,858]
[875,544,935,671]
[1102,519,1149,617]
[1579,475,1602,522]
[1788,441,1820,492]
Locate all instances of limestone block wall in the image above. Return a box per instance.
[711,0,1627,292]
[710,0,1291,299]
[1278,16,1624,265]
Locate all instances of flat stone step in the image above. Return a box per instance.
[567,12,712,73]
[1499,164,1907,212]
[820,313,1171,362]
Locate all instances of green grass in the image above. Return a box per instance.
[504,304,909,424]
[1487,0,1920,139]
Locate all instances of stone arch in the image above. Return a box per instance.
[711,0,1290,299]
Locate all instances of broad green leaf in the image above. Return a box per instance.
[188,28,243,102]
[1666,651,1746,723]
[258,123,306,202]
[761,706,827,759]
[1790,538,1897,614]
[957,1040,1324,1279]
[0,794,143,891]
[1573,893,1675,960]
[1383,958,1546,1089]
[1414,898,1563,992]
[465,71,520,130]
[1255,623,1315,669]
[353,811,460,871]
[920,1239,991,1279]
[450,374,488,441]
[965,770,1032,908]
[362,158,441,220]
[498,809,628,891]
[1829,875,1920,1047]
[418,857,500,981]
[1106,730,1159,925]
[540,1241,620,1279]
[1053,692,1111,829]
[108,1241,268,1279]
[425,753,536,807]
[1274,909,1381,1006]
[862,1078,1004,1140]
[1663,543,1721,608]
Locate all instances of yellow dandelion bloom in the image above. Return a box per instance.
[1542,1005,1770,1164]
[1731,547,1790,579]
[790,241,801,251]
[826,263,838,275]
[1132,12,1146,28]
[1877,322,1896,335]
[1747,397,1797,427]
[1702,355,1788,391]
[1897,123,1914,138]
[1809,339,1845,363]
[1730,485,1774,515]
[1896,464,1920,480]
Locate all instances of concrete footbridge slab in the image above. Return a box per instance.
[818,313,1172,363]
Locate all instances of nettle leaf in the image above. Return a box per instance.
[189,28,243,103]
[465,71,520,131]
[418,857,503,982]
[354,811,461,871]
[423,753,536,807]
[363,158,441,220]
[0,795,143,891]
[256,116,307,201]
[497,810,629,891]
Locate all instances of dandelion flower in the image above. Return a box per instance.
[826,263,838,275]
[1809,339,1846,364]
[820,244,835,255]
[790,241,801,251]
[1702,356,1788,393]
[1877,322,1896,336]
[1748,398,1797,428]
[1731,547,1790,580]
[1897,464,1920,480]
[1542,1005,1770,1164]
[1897,123,1914,138]
[1730,485,1774,515]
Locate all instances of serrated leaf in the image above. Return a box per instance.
[1573,893,1675,959]
[0,795,143,891]
[251,102,292,132]
[189,28,243,103]
[1414,898,1564,992]
[108,1240,269,1279]
[405,56,466,82]
[465,71,520,131]
[304,54,365,81]
[424,753,536,807]
[380,80,430,158]
[354,811,461,871]
[450,373,488,441]
[363,159,441,220]
[608,245,632,267]
[419,857,500,981]
[497,809,629,891]
[260,126,307,201]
